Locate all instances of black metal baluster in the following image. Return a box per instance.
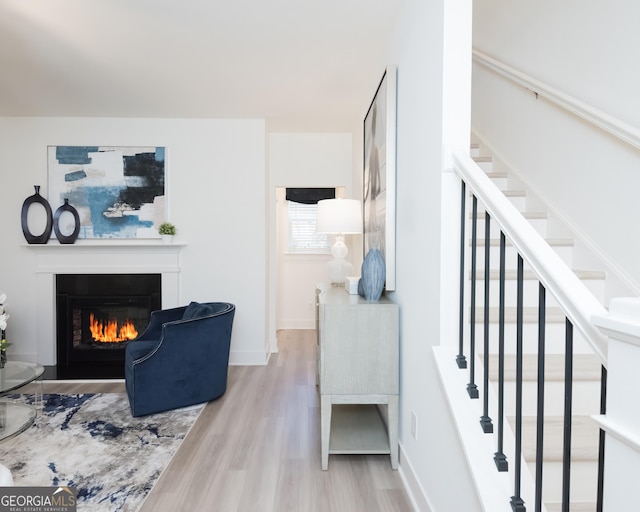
[494,232,508,471]
[597,366,607,512]
[457,180,468,369]
[562,319,574,512]
[511,254,526,512]
[468,195,479,399]
[481,212,493,432]
[535,283,546,512]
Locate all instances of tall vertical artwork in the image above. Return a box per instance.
[47,146,166,239]
[363,68,397,290]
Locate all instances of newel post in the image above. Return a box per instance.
[592,297,640,512]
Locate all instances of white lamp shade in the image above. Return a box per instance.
[316,199,363,234]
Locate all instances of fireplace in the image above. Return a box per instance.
[55,274,161,379]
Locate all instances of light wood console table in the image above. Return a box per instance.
[315,285,399,470]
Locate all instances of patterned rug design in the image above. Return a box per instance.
[0,393,203,511]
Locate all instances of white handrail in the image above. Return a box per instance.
[452,150,609,366]
[473,49,640,152]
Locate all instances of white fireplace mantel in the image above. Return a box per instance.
[27,241,186,365]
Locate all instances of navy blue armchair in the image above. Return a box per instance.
[125,302,236,417]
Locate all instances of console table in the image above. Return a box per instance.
[316,285,399,470]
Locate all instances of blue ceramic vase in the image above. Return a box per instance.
[361,248,385,301]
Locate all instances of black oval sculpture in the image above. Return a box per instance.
[21,185,53,244]
[53,198,81,244]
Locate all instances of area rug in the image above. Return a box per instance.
[0,393,204,512]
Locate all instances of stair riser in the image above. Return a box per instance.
[484,354,603,383]
[469,245,573,270]
[472,280,560,308]
[490,177,509,189]
[475,161,493,172]
[472,279,605,307]
[490,380,601,417]
[469,323,595,355]
[470,217,548,239]
[474,195,527,211]
[524,460,599,504]
[519,425,601,463]
[528,218,548,237]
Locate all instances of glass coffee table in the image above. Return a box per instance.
[0,361,44,442]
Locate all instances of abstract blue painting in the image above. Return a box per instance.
[47,146,166,239]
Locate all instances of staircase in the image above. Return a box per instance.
[469,142,606,512]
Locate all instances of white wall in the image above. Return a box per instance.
[472,0,640,294]
[0,116,268,365]
[375,0,481,510]
[268,133,356,332]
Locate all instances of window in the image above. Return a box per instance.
[288,201,330,254]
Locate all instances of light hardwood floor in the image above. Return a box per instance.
[41,329,413,512]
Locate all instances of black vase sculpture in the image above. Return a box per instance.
[21,185,53,244]
[53,198,81,244]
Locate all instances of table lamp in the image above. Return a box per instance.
[316,198,363,285]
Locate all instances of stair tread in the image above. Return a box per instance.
[473,306,567,323]
[472,155,492,162]
[571,269,607,279]
[472,211,548,219]
[485,171,508,178]
[472,189,526,197]
[474,269,606,280]
[485,353,603,381]
[545,502,596,512]
[509,415,601,462]
[503,190,526,197]
[472,238,575,247]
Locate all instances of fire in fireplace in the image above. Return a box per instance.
[55,274,161,379]
[69,296,149,352]
[89,313,138,343]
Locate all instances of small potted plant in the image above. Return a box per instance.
[158,222,176,243]
[0,337,10,368]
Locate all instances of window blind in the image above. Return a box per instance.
[286,188,335,254]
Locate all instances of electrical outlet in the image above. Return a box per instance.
[411,411,418,440]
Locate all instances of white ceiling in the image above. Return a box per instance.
[0,0,404,129]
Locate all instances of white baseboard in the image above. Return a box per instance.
[268,335,279,354]
[398,444,433,512]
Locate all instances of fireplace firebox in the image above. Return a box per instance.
[55,274,161,379]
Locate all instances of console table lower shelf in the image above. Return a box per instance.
[321,397,399,470]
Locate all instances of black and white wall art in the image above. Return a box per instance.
[363,67,397,290]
